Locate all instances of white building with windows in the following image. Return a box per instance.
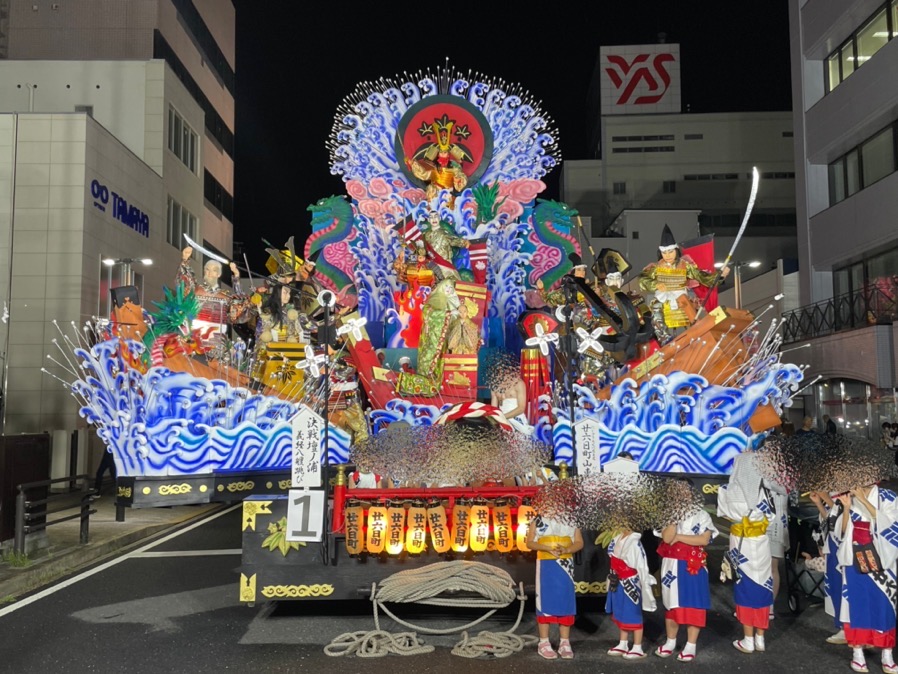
[787,0,898,436]
[0,1,235,473]
[563,43,796,284]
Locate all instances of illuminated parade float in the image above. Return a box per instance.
[54,66,804,605]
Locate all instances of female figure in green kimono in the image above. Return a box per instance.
[396,279,460,396]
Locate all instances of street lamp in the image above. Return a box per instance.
[103,257,153,316]
[716,260,761,309]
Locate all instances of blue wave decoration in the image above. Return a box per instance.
[330,70,559,187]
[550,364,804,474]
[72,339,347,477]
[369,398,449,430]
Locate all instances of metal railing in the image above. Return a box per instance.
[782,284,898,343]
[14,475,95,556]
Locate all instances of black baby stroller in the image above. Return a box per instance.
[785,500,827,614]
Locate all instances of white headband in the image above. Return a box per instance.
[659,244,678,253]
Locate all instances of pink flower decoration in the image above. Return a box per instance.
[498,199,524,220]
[368,177,393,199]
[357,199,383,219]
[400,188,426,205]
[506,179,546,204]
[345,180,368,201]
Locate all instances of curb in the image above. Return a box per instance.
[0,504,225,601]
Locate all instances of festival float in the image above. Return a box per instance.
[50,65,805,606]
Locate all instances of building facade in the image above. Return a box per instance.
[787,0,898,435]
[0,1,235,466]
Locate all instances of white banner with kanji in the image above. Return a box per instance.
[290,404,324,488]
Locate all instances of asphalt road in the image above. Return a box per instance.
[0,506,868,673]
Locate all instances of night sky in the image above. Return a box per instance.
[232,1,792,268]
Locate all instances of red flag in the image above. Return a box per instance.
[394,214,422,245]
[467,237,488,284]
[680,234,718,311]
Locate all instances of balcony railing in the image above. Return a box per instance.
[782,283,898,343]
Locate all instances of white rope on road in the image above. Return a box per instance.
[324,560,538,658]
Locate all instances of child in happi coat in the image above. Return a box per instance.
[834,483,898,674]
[526,514,584,660]
[606,527,657,659]
[809,490,847,645]
[654,505,719,662]
[717,450,774,654]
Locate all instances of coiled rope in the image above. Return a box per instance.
[324,560,538,658]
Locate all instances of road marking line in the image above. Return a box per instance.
[133,549,242,557]
[0,504,240,618]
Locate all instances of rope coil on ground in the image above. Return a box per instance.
[323,630,434,658]
[324,560,537,658]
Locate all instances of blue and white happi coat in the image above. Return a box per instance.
[820,500,844,627]
[656,510,719,612]
[534,516,577,618]
[835,486,898,636]
[717,451,774,609]
[606,531,657,626]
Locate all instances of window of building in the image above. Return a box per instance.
[828,123,898,205]
[828,160,846,204]
[846,149,861,197]
[611,134,674,142]
[840,41,856,81]
[613,182,626,195]
[166,196,197,248]
[782,131,794,138]
[825,3,897,93]
[861,126,896,186]
[168,106,198,173]
[827,52,841,92]
[663,180,676,193]
[868,247,898,282]
[833,267,850,298]
[857,8,889,64]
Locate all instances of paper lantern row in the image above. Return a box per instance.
[343,503,536,556]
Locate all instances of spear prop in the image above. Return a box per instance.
[696,166,760,318]
[575,215,598,279]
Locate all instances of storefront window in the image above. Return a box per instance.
[816,379,897,440]
[857,9,889,64]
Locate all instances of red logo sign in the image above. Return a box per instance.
[605,53,676,105]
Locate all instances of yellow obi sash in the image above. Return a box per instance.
[537,535,573,560]
[731,516,769,538]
